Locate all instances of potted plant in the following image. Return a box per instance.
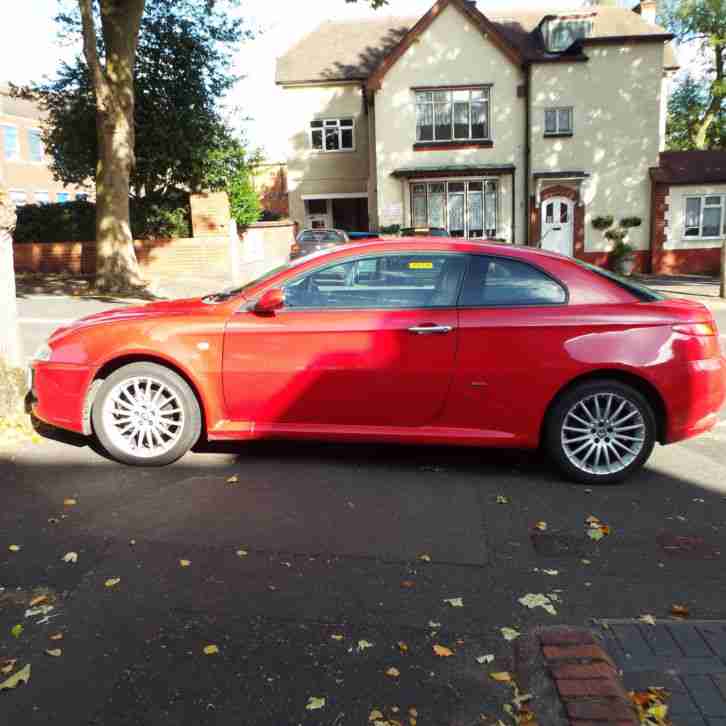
[606,229,636,275]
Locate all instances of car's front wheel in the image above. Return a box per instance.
[545,380,656,485]
[92,362,202,466]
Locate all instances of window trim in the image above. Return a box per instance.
[544,106,574,137]
[414,86,492,145]
[457,253,570,309]
[268,251,470,312]
[9,188,28,205]
[684,194,726,240]
[27,127,44,163]
[309,117,356,153]
[1,123,21,161]
[34,190,50,204]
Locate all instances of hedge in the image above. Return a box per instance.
[13,194,192,243]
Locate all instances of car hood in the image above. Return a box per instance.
[48,297,216,342]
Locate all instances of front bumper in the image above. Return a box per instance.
[30,361,95,435]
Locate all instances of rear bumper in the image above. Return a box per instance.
[665,356,726,443]
[30,361,95,435]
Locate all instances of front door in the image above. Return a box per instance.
[222,252,467,428]
[541,197,574,256]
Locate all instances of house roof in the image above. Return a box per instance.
[0,83,43,120]
[275,2,677,86]
[650,151,726,185]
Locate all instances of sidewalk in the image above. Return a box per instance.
[635,274,726,310]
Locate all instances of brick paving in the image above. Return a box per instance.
[597,620,726,726]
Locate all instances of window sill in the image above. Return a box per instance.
[310,149,356,155]
[413,140,493,151]
[543,132,573,138]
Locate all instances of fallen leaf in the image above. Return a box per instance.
[542,569,559,576]
[518,593,557,616]
[48,517,59,525]
[11,624,23,638]
[476,654,495,664]
[639,614,657,626]
[236,549,248,557]
[433,644,454,657]
[369,709,384,721]
[305,696,325,711]
[203,644,219,655]
[581,559,591,565]
[49,633,63,641]
[226,475,239,484]
[409,708,418,718]
[104,578,121,588]
[63,498,77,506]
[25,604,54,618]
[443,597,464,608]
[671,604,689,618]
[179,559,191,568]
[8,544,21,552]
[534,521,547,531]
[585,515,600,524]
[331,634,344,641]
[418,554,431,562]
[428,621,441,628]
[0,659,16,675]
[490,672,512,682]
[29,595,48,607]
[62,552,78,564]
[385,667,400,678]
[647,703,668,721]
[587,528,605,541]
[501,627,520,641]
[401,580,415,588]
[129,539,136,546]
[496,495,509,504]
[0,664,30,691]
[45,649,62,657]
[398,641,409,653]
[357,639,374,652]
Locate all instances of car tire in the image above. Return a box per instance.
[545,379,656,485]
[91,362,202,466]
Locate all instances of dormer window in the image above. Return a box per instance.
[542,17,592,52]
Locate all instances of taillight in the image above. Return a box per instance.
[673,322,718,336]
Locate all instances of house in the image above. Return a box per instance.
[650,150,726,275]
[276,0,679,271]
[250,161,289,219]
[0,83,91,206]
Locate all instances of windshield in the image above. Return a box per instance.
[298,230,346,243]
[202,263,293,303]
[575,261,666,302]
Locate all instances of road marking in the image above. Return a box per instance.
[19,318,72,325]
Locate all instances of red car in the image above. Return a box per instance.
[29,240,725,484]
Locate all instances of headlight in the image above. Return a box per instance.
[32,343,52,362]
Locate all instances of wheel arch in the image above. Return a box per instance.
[85,353,208,439]
[540,369,668,446]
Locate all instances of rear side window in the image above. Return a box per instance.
[460,255,567,306]
[574,261,665,302]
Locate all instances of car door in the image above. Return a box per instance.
[222,252,467,429]
[443,254,569,445]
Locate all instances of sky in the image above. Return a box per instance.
[0,0,690,162]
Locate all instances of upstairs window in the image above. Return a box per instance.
[542,18,592,52]
[310,118,354,152]
[685,195,725,239]
[416,88,490,143]
[56,192,70,203]
[28,129,43,162]
[544,107,573,136]
[2,124,20,160]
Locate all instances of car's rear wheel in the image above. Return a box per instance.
[545,380,656,485]
[92,362,201,466]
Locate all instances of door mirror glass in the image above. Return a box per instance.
[254,288,285,313]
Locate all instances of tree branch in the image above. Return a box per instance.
[78,0,107,96]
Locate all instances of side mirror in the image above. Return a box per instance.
[254,288,285,314]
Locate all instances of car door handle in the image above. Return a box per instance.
[407,325,454,335]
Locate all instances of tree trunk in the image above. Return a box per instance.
[79,0,145,292]
[695,44,724,150]
[0,198,22,367]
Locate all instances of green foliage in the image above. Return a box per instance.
[667,75,726,149]
[604,228,629,244]
[228,170,262,229]
[31,0,251,196]
[13,197,191,242]
[591,215,614,230]
[620,216,642,229]
[379,224,401,234]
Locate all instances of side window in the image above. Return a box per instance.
[283,254,466,310]
[460,256,566,307]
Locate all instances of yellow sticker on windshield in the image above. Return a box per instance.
[409,261,433,269]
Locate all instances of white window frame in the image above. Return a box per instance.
[1,123,21,161]
[9,189,27,205]
[544,107,573,136]
[56,192,70,203]
[309,118,355,153]
[34,190,50,204]
[27,128,44,163]
[684,194,726,240]
[415,87,491,143]
[409,178,499,239]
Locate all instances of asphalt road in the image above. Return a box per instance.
[3,291,726,724]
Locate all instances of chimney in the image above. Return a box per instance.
[638,0,657,25]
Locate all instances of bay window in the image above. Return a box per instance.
[416,87,490,143]
[685,195,725,238]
